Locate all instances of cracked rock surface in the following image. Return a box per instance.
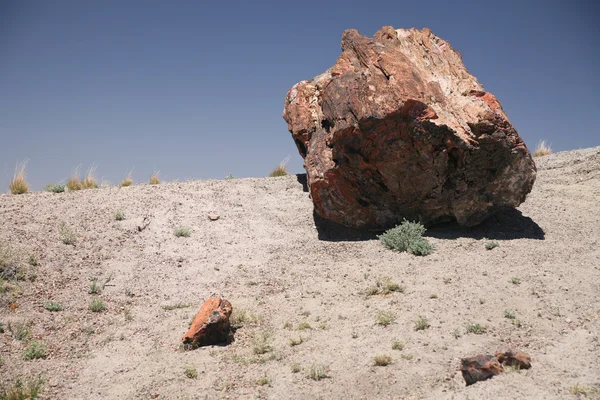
[283,26,536,229]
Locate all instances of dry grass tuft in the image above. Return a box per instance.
[80,165,99,189]
[119,172,133,187]
[9,160,29,195]
[149,171,161,185]
[66,166,82,191]
[268,156,290,177]
[533,140,552,157]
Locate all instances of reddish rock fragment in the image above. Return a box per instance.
[460,354,504,386]
[496,350,532,369]
[182,297,232,348]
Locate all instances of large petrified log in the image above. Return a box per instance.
[283,26,536,229]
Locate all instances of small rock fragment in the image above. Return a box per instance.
[207,213,220,221]
[496,350,532,369]
[182,297,232,348]
[460,354,504,385]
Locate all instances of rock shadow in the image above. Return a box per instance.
[313,207,544,242]
[426,208,545,241]
[296,173,309,192]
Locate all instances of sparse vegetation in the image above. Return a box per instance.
[174,227,192,237]
[9,160,29,195]
[184,366,198,379]
[88,279,101,294]
[569,383,598,397]
[114,210,125,221]
[533,140,552,157]
[373,354,392,366]
[465,322,486,335]
[80,165,98,189]
[289,336,304,346]
[297,322,312,331]
[307,364,330,381]
[268,156,290,177]
[510,277,522,285]
[162,303,190,311]
[43,302,63,312]
[149,171,161,185]
[366,279,405,296]
[230,309,262,328]
[291,363,301,373]
[9,322,30,341]
[392,340,405,350]
[414,316,430,331]
[23,341,48,360]
[485,241,499,250]
[378,220,434,256]
[504,309,516,319]
[256,376,271,386]
[89,298,106,312]
[119,172,133,187]
[452,328,462,339]
[375,311,396,327]
[59,222,77,245]
[0,377,44,399]
[44,183,65,193]
[66,166,82,191]
[252,332,273,355]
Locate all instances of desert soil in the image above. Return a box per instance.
[1,147,599,400]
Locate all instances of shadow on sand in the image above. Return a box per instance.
[297,173,545,242]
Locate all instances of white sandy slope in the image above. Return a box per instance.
[0,146,599,399]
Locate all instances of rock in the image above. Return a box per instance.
[283,26,536,229]
[496,349,532,369]
[182,297,232,347]
[461,354,504,385]
[207,213,220,221]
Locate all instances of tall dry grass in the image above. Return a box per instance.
[268,156,291,177]
[66,166,82,191]
[149,170,161,185]
[533,140,552,157]
[80,164,98,189]
[9,160,29,195]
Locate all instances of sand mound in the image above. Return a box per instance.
[1,147,599,399]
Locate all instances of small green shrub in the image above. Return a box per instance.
[256,376,271,386]
[114,210,125,221]
[9,322,30,341]
[465,322,486,334]
[44,183,65,193]
[392,340,404,350]
[375,311,396,327]
[510,277,522,285]
[373,354,392,366]
[485,241,499,250]
[174,227,192,237]
[59,222,77,245]
[44,302,63,312]
[504,309,516,319]
[307,364,330,381]
[297,322,312,331]
[23,341,47,360]
[88,279,101,294]
[89,298,106,312]
[184,366,198,379]
[414,316,430,331]
[291,363,301,373]
[378,220,434,256]
[289,336,304,346]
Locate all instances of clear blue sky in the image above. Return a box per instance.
[1,0,598,190]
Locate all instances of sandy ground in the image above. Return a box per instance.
[1,147,599,400]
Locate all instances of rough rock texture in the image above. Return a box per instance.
[461,354,504,385]
[461,350,532,385]
[182,297,232,347]
[283,26,536,229]
[496,350,532,369]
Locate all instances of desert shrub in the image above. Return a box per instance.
[80,165,98,189]
[465,322,486,334]
[23,341,47,360]
[9,160,29,195]
[373,354,392,366]
[43,302,63,312]
[533,140,552,157]
[149,171,161,185]
[378,220,434,256]
[307,364,330,381]
[184,366,198,379]
[414,316,430,331]
[375,311,396,326]
[59,223,77,245]
[44,183,65,193]
[485,241,499,250]
[174,227,192,237]
[89,298,106,312]
[0,377,44,399]
[114,210,125,221]
[119,173,133,187]
[268,157,290,177]
[66,167,82,191]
